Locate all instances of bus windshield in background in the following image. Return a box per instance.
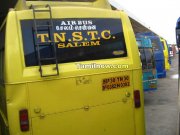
[21,18,127,67]
[151,39,161,51]
[139,48,155,70]
[161,41,165,50]
[176,17,180,48]
[139,49,146,70]
[144,48,155,69]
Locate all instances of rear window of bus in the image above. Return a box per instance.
[161,41,165,50]
[151,38,161,51]
[21,18,127,67]
[144,48,155,68]
[139,49,146,70]
[139,48,155,70]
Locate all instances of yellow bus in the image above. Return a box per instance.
[0,0,145,135]
[160,37,170,70]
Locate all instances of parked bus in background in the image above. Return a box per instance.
[0,0,145,135]
[136,36,157,91]
[168,44,174,58]
[176,16,180,135]
[175,45,179,54]
[167,44,172,64]
[160,38,170,70]
[136,32,166,78]
[176,17,180,87]
[171,45,178,57]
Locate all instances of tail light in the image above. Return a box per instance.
[134,90,141,108]
[19,109,29,132]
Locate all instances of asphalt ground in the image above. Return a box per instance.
[145,54,178,135]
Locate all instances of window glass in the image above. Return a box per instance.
[144,48,155,69]
[151,38,160,50]
[169,47,172,51]
[21,18,127,67]
[161,41,165,50]
[139,49,146,70]
[139,48,155,70]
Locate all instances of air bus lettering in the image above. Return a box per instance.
[78,20,93,25]
[67,21,76,25]
[65,26,74,30]
[61,21,67,25]
[61,20,77,25]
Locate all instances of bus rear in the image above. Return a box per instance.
[0,0,145,135]
[167,44,172,64]
[136,37,157,91]
[176,17,180,49]
[169,45,174,58]
[151,36,166,78]
[137,32,166,78]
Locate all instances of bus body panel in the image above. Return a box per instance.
[155,59,166,78]
[31,102,134,135]
[1,4,145,135]
[15,0,112,10]
[6,84,30,135]
[132,69,145,135]
[160,38,170,70]
[28,71,135,135]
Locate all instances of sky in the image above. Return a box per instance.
[109,0,180,44]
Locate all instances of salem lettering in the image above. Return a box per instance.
[58,41,100,48]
